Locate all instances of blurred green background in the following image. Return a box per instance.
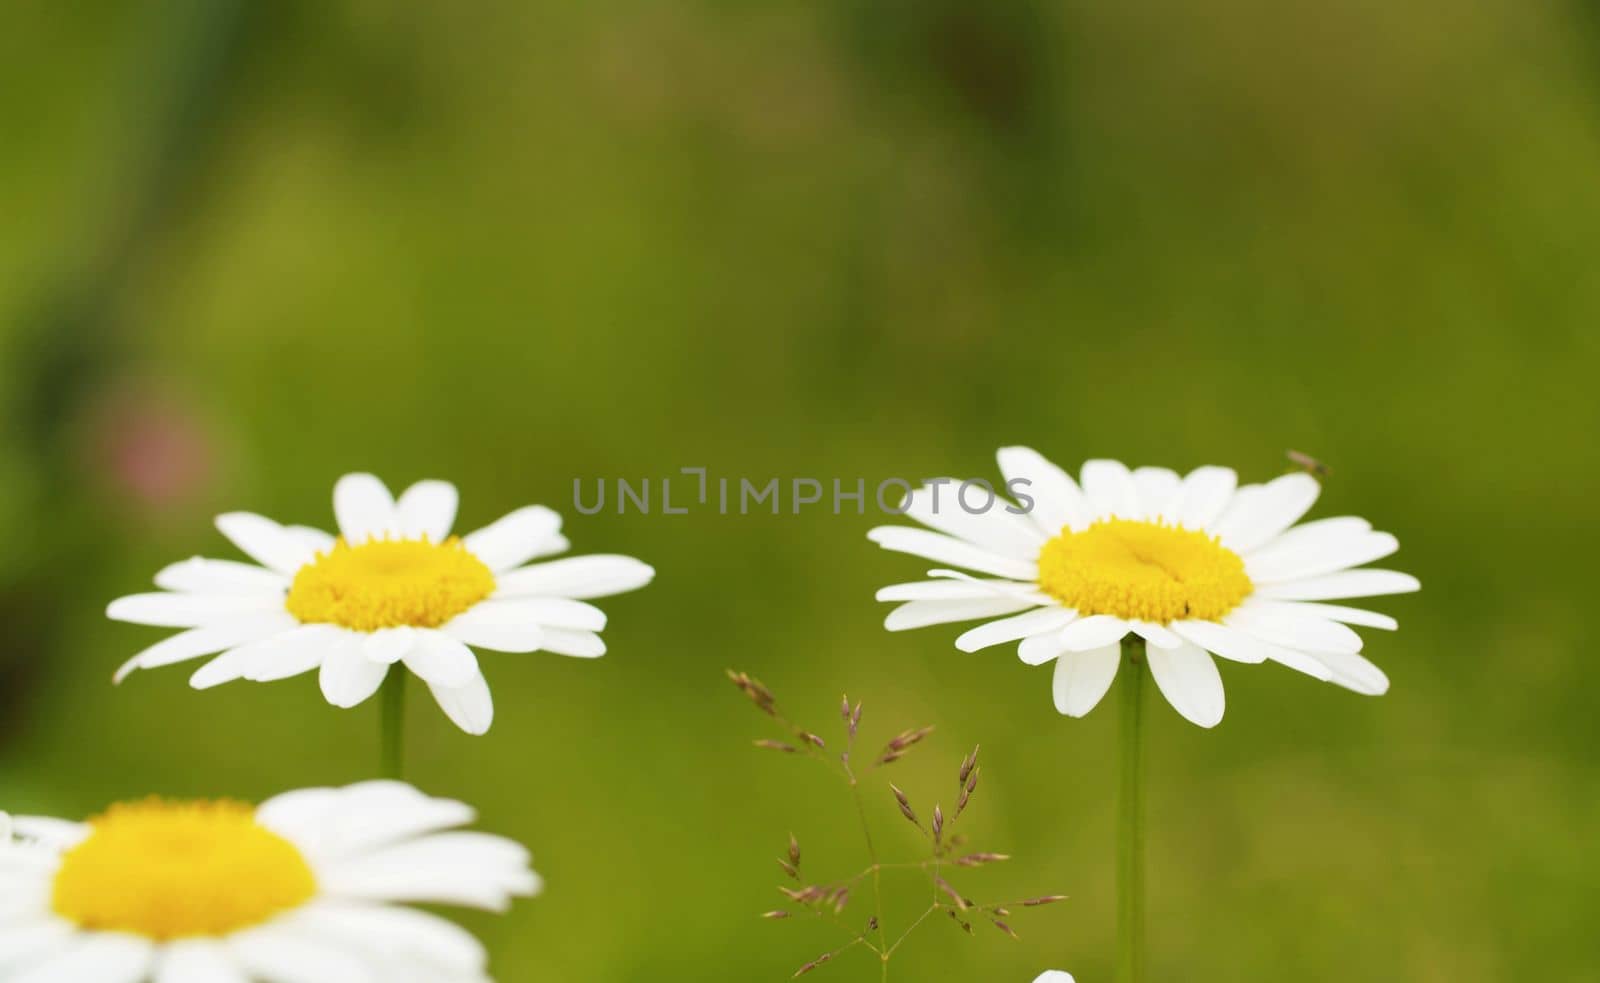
[2,0,1597,979]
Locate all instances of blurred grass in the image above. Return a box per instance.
[3,0,1599,979]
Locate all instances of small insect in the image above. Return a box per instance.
[1286,449,1331,477]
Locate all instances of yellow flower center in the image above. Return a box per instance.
[285,536,496,631]
[51,799,316,940]
[1036,519,1252,623]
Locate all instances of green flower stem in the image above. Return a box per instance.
[381,670,407,780]
[1117,636,1146,983]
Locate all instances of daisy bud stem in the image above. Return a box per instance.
[1117,637,1146,983]
[381,671,407,780]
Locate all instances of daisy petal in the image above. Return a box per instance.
[228,926,377,983]
[884,597,1039,632]
[107,592,283,628]
[1145,642,1225,728]
[1168,619,1271,664]
[402,632,479,688]
[215,512,317,576]
[362,628,416,665]
[154,558,288,594]
[113,614,296,683]
[156,940,250,983]
[1214,473,1320,553]
[1018,630,1070,666]
[875,579,1035,602]
[334,473,399,544]
[1130,467,1181,521]
[867,527,1038,580]
[242,625,345,682]
[536,628,607,658]
[320,639,391,708]
[285,902,486,976]
[955,607,1077,653]
[1129,620,1184,649]
[997,446,1095,535]
[493,555,654,600]
[1052,643,1121,717]
[1246,530,1399,583]
[426,672,494,736]
[1228,603,1364,654]
[396,480,458,542]
[1309,648,1390,695]
[1248,600,1397,630]
[1173,466,1237,530]
[1058,614,1131,651]
[462,507,564,572]
[900,478,1045,560]
[1253,568,1421,601]
[11,933,154,983]
[1080,459,1137,518]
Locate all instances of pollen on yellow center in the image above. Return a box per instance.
[285,536,496,632]
[51,799,316,941]
[1036,518,1253,623]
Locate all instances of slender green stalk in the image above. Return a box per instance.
[380,671,407,780]
[1117,636,1146,983]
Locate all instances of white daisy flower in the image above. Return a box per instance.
[1035,974,1075,983]
[869,449,1418,728]
[0,781,539,983]
[108,473,655,734]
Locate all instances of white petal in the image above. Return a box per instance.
[955,607,1076,653]
[360,627,416,665]
[923,569,1055,604]
[474,598,605,632]
[1247,600,1397,631]
[1018,630,1070,666]
[401,631,479,688]
[875,579,1035,602]
[1145,643,1225,727]
[536,629,607,658]
[1213,473,1320,553]
[215,512,317,576]
[1058,614,1131,651]
[492,555,654,600]
[395,480,458,542]
[1079,459,1137,518]
[113,614,297,683]
[1240,516,1370,563]
[284,902,486,976]
[866,527,1038,580]
[320,638,391,708]
[883,597,1039,631]
[0,918,75,973]
[1129,467,1181,520]
[287,525,337,552]
[7,818,88,849]
[334,473,399,544]
[1213,616,1333,681]
[243,625,346,682]
[10,933,154,983]
[997,446,1095,535]
[1252,569,1420,601]
[462,506,564,572]
[899,478,1045,560]
[106,592,284,628]
[427,672,494,735]
[1035,974,1076,983]
[156,940,250,983]
[318,832,537,910]
[1172,466,1237,530]
[1051,643,1121,717]
[1167,619,1271,664]
[1246,530,1399,584]
[1128,620,1184,649]
[154,557,288,594]
[1228,603,1365,653]
[228,926,377,983]
[442,622,542,654]
[1308,649,1390,695]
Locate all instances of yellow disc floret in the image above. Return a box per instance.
[285,536,496,632]
[1036,518,1252,623]
[51,799,316,940]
